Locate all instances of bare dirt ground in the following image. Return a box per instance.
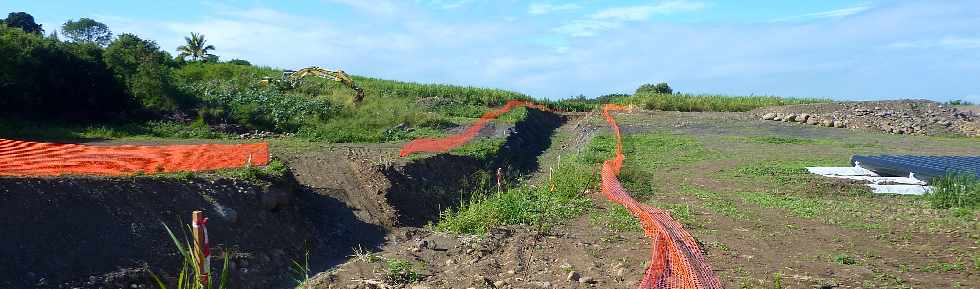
[302,108,979,289]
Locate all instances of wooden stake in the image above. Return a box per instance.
[191,211,209,286]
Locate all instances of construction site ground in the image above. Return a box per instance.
[303,110,980,289]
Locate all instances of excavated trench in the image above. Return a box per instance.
[0,108,565,289]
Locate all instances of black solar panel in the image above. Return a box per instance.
[851,155,980,181]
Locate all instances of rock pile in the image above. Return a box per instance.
[752,100,979,137]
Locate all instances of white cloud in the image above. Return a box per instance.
[887,36,980,49]
[322,0,399,15]
[772,5,871,22]
[591,1,707,21]
[426,0,475,9]
[528,3,582,15]
[555,0,706,37]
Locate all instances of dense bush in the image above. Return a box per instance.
[636,82,673,94]
[183,80,337,131]
[104,34,189,113]
[0,24,132,120]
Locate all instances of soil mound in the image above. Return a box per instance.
[751,100,979,136]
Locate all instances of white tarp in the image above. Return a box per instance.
[868,184,934,195]
[806,165,932,195]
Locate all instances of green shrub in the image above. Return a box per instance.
[636,82,673,94]
[384,259,421,284]
[104,33,188,113]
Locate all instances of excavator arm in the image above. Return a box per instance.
[285,67,366,103]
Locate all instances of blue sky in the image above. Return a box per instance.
[4,0,979,101]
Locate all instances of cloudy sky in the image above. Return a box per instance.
[6,0,980,101]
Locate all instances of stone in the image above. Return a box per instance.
[566,271,581,282]
[833,120,846,128]
[797,114,810,123]
[530,281,551,288]
[783,114,796,122]
[762,113,777,120]
[821,119,834,127]
[493,280,507,288]
[579,277,595,284]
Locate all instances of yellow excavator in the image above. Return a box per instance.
[261,66,366,103]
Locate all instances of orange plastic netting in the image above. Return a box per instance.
[399,102,723,288]
[399,100,550,157]
[0,139,269,176]
[600,104,723,289]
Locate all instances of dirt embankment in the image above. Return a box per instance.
[0,107,566,289]
[287,108,567,228]
[0,176,384,289]
[752,99,979,136]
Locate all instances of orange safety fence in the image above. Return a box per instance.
[600,104,723,289]
[399,102,723,289]
[399,100,550,157]
[0,139,269,177]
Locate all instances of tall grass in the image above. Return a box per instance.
[925,173,980,210]
[621,92,830,112]
[149,223,231,289]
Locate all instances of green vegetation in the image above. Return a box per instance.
[234,159,288,183]
[150,223,231,289]
[622,92,829,112]
[0,119,227,140]
[730,159,839,185]
[61,18,112,46]
[636,82,673,95]
[946,100,974,106]
[748,136,820,145]
[383,259,422,284]
[590,203,641,232]
[831,253,857,265]
[436,153,594,234]
[925,173,980,211]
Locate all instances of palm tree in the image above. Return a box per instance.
[176,32,216,62]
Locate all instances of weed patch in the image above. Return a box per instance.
[383,259,422,284]
[924,173,980,211]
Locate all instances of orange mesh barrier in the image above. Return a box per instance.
[400,102,723,288]
[399,100,550,157]
[0,139,269,176]
[601,104,723,289]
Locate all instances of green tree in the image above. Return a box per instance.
[2,12,44,34]
[0,25,131,120]
[105,33,187,113]
[636,82,673,94]
[226,59,251,65]
[176,32,216,62]
[62,18,112,46]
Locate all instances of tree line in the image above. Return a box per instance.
[0,11,234,121]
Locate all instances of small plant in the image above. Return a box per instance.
[148,223,231,289]
[772,272,783,289]
[383,259,422,284]
[289,250,311,286]
[832,253,857,265]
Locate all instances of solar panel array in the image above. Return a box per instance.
[851,155,980,180]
